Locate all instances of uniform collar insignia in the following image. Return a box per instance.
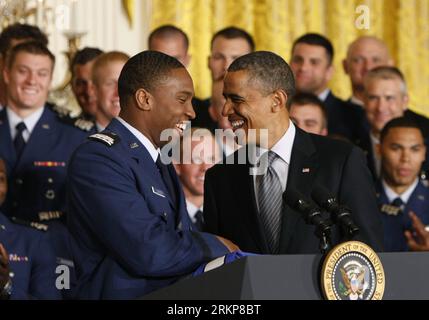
[151,186,166,198]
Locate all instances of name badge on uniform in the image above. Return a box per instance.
[151,186,166,198]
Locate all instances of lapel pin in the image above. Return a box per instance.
[151,186,166,198]
[130,142,139,149]
[42,124,50,129]
[418,195,425,201]
[302,168,310,173]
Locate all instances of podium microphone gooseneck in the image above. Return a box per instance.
[283,189,332,254]
[311,185,359,240]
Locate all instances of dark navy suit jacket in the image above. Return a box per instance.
[67,118,229,299]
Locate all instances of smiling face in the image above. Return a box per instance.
[146,67,196,147]
[364,78,408,136]
[222,70,275,146]
[93,60,125,126]
[175,136,220,198]
[72,60,97,116]
[290,43,333,95]
[3,51,52,112]
[380,127,426,194]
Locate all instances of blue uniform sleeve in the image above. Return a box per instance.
[68,144,229,278]
[10,232,61,300]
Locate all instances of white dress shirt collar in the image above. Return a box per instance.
[382,178,419,204]
[7,106,45,142]
[318,89,330,102]
[255,120,296,166]
[116,117,160,162]
[186,200,203,223]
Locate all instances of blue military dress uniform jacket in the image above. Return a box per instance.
[0,106,90,294]
[67,118,229,299]
[0,213,61,299]
[376,180,429,251]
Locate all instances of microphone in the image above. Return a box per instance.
[311,185,359,238]
[283,188,332,253]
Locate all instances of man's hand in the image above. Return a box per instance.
[404,212,429,251]
[216,236,240,253]
[0,244,10,291]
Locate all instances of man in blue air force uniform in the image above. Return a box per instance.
[0,42,90,293]
[67,51,237,299]
[376,117,429,251]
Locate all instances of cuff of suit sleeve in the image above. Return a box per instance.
[191,231,230,261]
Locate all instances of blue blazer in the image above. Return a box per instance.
[0,213,61,299]
[376,180,429,251]
[67,118,229,299]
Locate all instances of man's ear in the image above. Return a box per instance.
[272,89,287,112]
[135,88,152,111]
[325,64,334,82]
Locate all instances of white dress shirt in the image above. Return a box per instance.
[252,121,296,209]
[370,132,381,177]
[186,200,203,224]
[382,178,419,204]
[7,106,45,142]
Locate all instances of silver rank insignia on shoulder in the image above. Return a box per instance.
[88,132,120,146]
[74,118,95,131]
[380,204,402,216]
[38,211,63,221]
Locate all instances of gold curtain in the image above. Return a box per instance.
[150,0,429,117]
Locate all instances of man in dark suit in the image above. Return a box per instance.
[0,42,88,277]
[343,36,429,143]
[290,33,361,140]
[203,51,383,254]
[67,51,237,299]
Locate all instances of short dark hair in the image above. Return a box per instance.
[118,50,184,107]
[380,117,424,143]
[211,26,255,52]
[70,47,104,74]
[149,25,189,50]
[6,41,55,69]
[0,23,48,57]
[228,51,295,97]
[289,92,327,120]
[292,33,334,65]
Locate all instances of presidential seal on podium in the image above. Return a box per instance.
[321,241,385,300]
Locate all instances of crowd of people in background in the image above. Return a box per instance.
[0,22,428,300]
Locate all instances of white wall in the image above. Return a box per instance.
[37,0,151,87]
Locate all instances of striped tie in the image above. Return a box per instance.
[257,151,283,253]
